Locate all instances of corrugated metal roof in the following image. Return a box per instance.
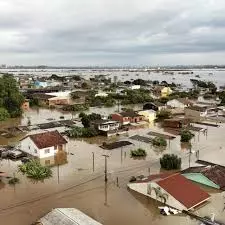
[39,208,102,225]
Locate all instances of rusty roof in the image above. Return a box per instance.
[156,173,210,209]
[23,130,67,149]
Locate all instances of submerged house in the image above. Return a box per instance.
[111,111,144,125]
[167,98,193,109]
[128,173,210,211]
[19,130,68,158]
[143,102,166,111]
[181,165,225,190]
[90,119,120,136]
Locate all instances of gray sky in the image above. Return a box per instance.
[0,0,225,66]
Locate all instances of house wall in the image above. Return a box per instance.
[98,123,120,131]
[20,137,40,157]
[182,173,220,189]
[111,114,130,125]
[161,87,172,98]
[128,182,186,211]
[167,100,185,109]
[138,111,156,122]
[20,137,67,158]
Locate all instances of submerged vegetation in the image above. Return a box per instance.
[66,126,99,138]
[152,137,167,147]
[160,154,181,170]
[19,160,52,181]
[130,148,147,158]
[180,130,195,142]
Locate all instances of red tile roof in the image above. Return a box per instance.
[156,173,210,209]
[25,130,67,149]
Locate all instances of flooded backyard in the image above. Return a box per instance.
[0,107,225,225]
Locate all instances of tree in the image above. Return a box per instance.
[70,92,80,100]
[156,110,171,121]
[152,137,167,147]
[81,82,89,89]
[81,113,102,128]
[180,130,194,142]
[66,126,99,138]
[19,160,52,181]
[0,74,24,118]
[160,154,181,170]
[0,107,10,121]
[130,148,147,157]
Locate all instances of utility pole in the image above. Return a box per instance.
[57,164,60,184]
[189,145,192,168]
[92,152,95,172]
[102,154,109,183]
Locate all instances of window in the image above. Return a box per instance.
[54,145,57,150]
[28,145,30,150]
[44,149,50,154]
[34,149,37,154]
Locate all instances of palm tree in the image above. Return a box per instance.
[152,187,168,204]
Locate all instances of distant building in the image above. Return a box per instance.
[153,86,173,98]
[95,92,109,97]
[19,130,68,158]
[163,118,190,129]
[128,173,210,211]
[34,80,48,88]
[143,102,166,111]
[90,119,120,136]
[130,85,141,90]
[111,111,144,125]
[167,98,193,109]
[137,110,156,123]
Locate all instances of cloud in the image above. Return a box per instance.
[0,0,225,66]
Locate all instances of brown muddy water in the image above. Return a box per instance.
[0,108,225,225]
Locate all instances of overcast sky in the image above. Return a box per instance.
[0,0,225,66]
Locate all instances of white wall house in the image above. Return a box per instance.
[19,130,68,159]
[91,120,120,132]
[167,98,192,109]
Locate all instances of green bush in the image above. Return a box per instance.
[0,107,10,121]
[62,104,89,112]
[130,148,147,157]
[8,177,20,185]
[180,130,194,142]
[19,160,52,180]
[66,126,99,138]
[156,110,171,121]
[160,154,181,170]
[152,137,167,147]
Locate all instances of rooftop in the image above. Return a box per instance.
[119,111,140,118]
[22,130,67,149]
[91,119,119,125]
[156,173,210,209]
[38,208,102,225]
[186,105,207,112]
[182,165,225,190]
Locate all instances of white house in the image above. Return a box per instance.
[19,130,68,158]
[95,92,109,97]
[130,85,141,90]
[128,173,210,211]
[167,98,193,109]
[91,120,120,132]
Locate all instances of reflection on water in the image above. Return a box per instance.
[39,151,68,167]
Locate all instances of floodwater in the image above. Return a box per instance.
[1,68,225,88]
[0,107,225,225]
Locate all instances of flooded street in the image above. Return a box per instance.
[0,107,225,225]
